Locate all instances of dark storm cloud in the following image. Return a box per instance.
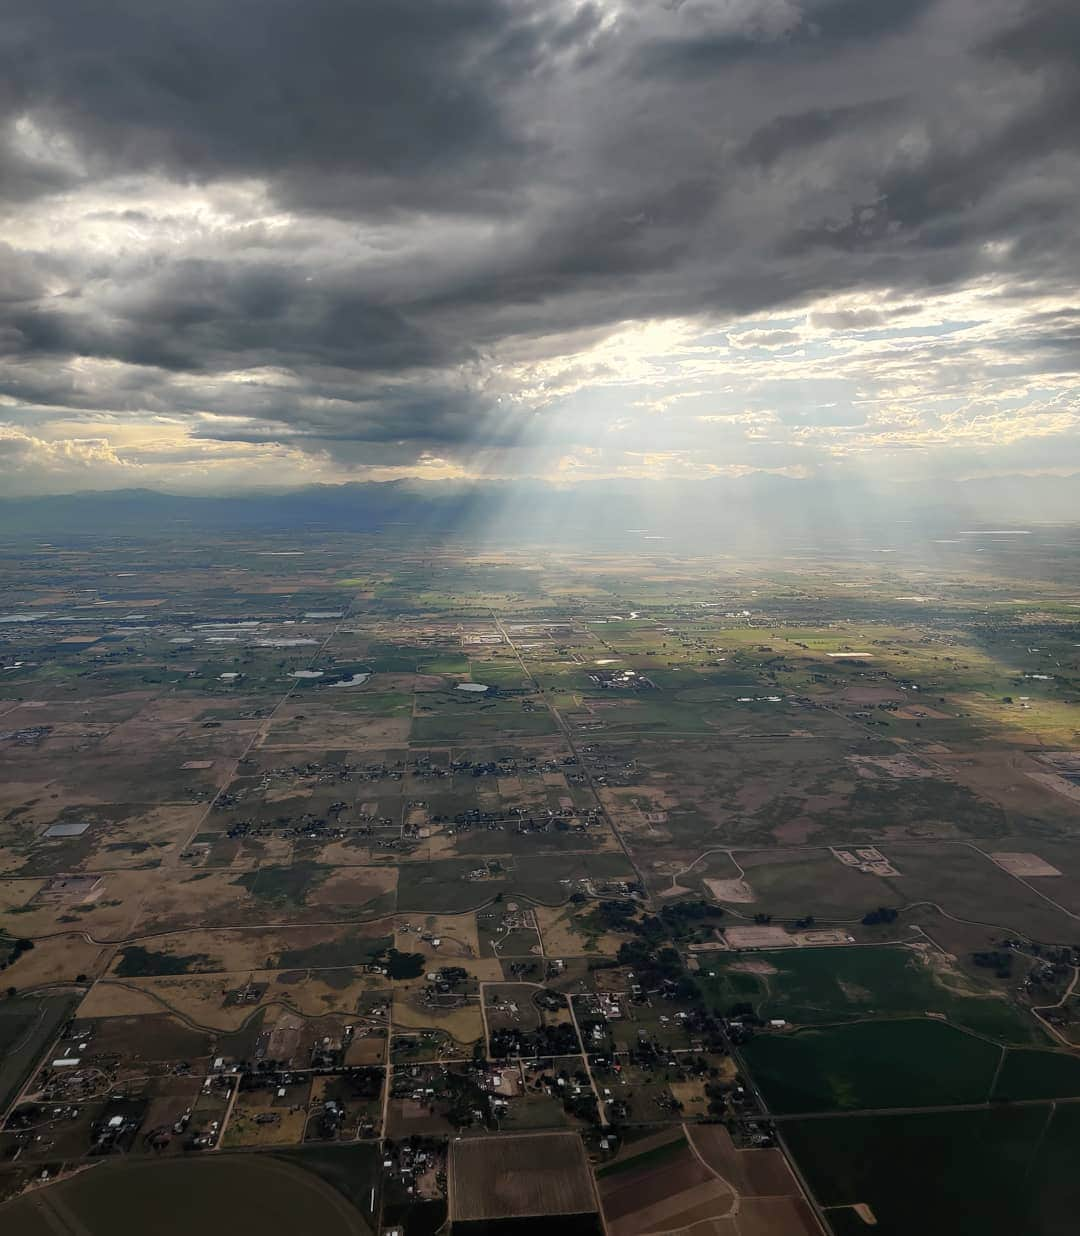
[982,0,1080,72]
[2,0,1080,468]
[636,0,938,76]
[0,0,585,211]
[738,99,903,168]
[5,257,462,374]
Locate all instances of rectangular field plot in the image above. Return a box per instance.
[742,1019,1003,1113]
[449,1131,597,1222]
[597,1124,817,1236]
[989,851,1062,877]
[701,945,1045,1045]
[784,1105,1080,1236]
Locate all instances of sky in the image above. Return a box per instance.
[1,0,1078,495]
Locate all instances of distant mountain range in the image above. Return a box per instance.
[1,474,1078,546]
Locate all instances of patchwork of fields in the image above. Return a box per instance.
[4,532,1080,1233]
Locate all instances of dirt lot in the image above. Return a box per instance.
[449,1130,597,1221]
[723,926,795,949]
[705,877,755,902]
[989,851,1063,877]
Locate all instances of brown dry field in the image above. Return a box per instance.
[687,1125,803,1199]
[392,987,485,1044]
[599,785,682,846]
[34,751,225,804]
[96,716,255,762]
[730,1198,822,1236]
[407,829,470,861]
[82,805,206,870]
[928,746,1080,828]
[670,1078,709,1113]
[75,982,164,1019]
[308,865,398,911]
[300,836,379,866]
[6,933,110,987]
[125,864,397,933]
[134,694,268,724]
[261,707,411,748]
[723,925,794,949]
[127,868,256,933]
[345,1033,387,1065]
[607,1182,737,1236]
[0,869,150,938]
[599,1133,735,1236]
[535,903,621,956]
[106,921,394,974]
[0,692,156,728]
[395,911,483,959]
[232,834,297,864]
[78,967,376,1029]
[223,1100,308,1147]
[449,1131,596,1221]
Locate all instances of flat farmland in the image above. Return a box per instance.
[684,1124,820,1236]
[992,1048,1080,1101]
[9,533,1080,1232]
[449,1131,597,1222]
[705,944,1045,1044]
[720,849,897,919]
[77,966,377,1030]
[595,1128,740,1236]
[396,852,635,913]
[0,1153,373,1236]
[0,993,76,1111]
[741,1018,1002,1113]
[881,843,1080,943]
[784,1105,1080,1235]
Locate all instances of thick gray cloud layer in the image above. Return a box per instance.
[1,0,1078,487]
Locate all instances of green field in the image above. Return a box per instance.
[0,1153,374,1235]
[992,1048,1080,1101]
[741,1018,1002,1113]
[704,945,1043,1044]
[784,1105,1080,1235]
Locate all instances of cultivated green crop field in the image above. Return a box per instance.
[783,1105,1080,1235]
[742,1018,1002,1112]
[710,945,1046,1044]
